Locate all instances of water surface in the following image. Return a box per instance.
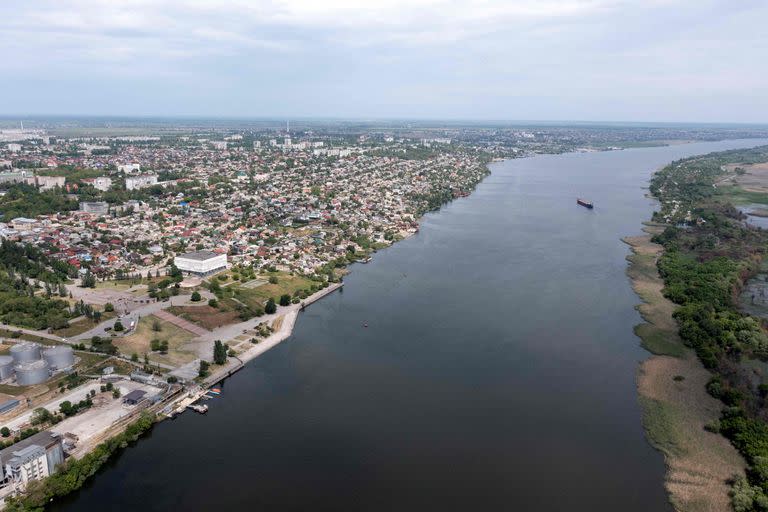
[53,139,768,512]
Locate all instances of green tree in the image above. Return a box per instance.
[198,360,210,378]
[113,320,124,331]
[191,291,202,302]
[213,340,227,365]
[265,298,277,314]
[279,294,291,307]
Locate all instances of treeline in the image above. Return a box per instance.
[0,240,75,329]
[649,145,768,511]
[0,183,78,220]
[5,413,156,511]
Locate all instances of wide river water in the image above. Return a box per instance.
[53,139,768,512]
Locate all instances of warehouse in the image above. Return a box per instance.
[174,250,227,276]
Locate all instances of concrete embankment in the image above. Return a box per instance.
[203,282,343,387]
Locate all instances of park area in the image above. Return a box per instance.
[113,315,198,367]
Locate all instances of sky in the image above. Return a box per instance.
[2,0,767,122]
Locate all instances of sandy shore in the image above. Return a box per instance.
[625,229,744,512]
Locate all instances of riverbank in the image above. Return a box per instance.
[202,282,343,386]
[626,228,745,512]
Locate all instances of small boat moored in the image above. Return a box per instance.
[577,198,594,209]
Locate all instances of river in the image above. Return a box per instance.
[52,139,768,512]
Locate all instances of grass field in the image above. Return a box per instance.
[716,185,768,205]
[229,272,315,308]
[0,329,58,346]
[52,311,117,338]
[113,315,197,367]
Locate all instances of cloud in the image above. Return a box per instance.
[1,0,767,121]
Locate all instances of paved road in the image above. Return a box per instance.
[0,323,65,343]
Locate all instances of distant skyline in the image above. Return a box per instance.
[2,0,767,123]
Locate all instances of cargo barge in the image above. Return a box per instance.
[577,198,594,209]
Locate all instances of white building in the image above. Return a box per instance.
[117,163,141,173]
[125,174,158,190]
[26,175,65,190]
[0,431,64,487]
[84,176,113,191]
[211,141,228,150]
[174,251,227,275]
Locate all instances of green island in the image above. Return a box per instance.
[628,144,768,512]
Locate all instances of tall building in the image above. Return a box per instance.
[0,431,64,486]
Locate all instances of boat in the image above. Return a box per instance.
[577,198,594,209]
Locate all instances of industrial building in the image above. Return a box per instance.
[0,357,14,380]
[0,431,64,486]
[174,250,227,276]
[42,346,75,370]
[1,343,74,386]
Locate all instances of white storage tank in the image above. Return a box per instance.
[0,356,14,380]
[15,360,49,386]
[43,345,75,370]
[10,342,42,365]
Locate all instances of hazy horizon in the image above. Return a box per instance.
[2,1,767,123]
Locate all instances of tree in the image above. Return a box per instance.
[31,408,53,426]
[191,291,202,302]
[59,401,75,417]
[131,352,139,362]
[151,319,162,332]
[279,294,291,307]
[113,320,124,332]
[198,360,210,378]
[265,298,277,314]
[80,272,96,288]
[0,427,9,437]
[104,302,114,312]
[268,275,279,284]
[208,298,218,308]
[213,340,227,365]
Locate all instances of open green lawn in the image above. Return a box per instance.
[113,315,197,367]
[52,311,117,338]
[229,272,316,308]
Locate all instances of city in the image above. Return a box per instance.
[1,1,768,512]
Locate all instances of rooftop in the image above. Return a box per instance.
[176,250,221,261]
[0,431,60,463]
